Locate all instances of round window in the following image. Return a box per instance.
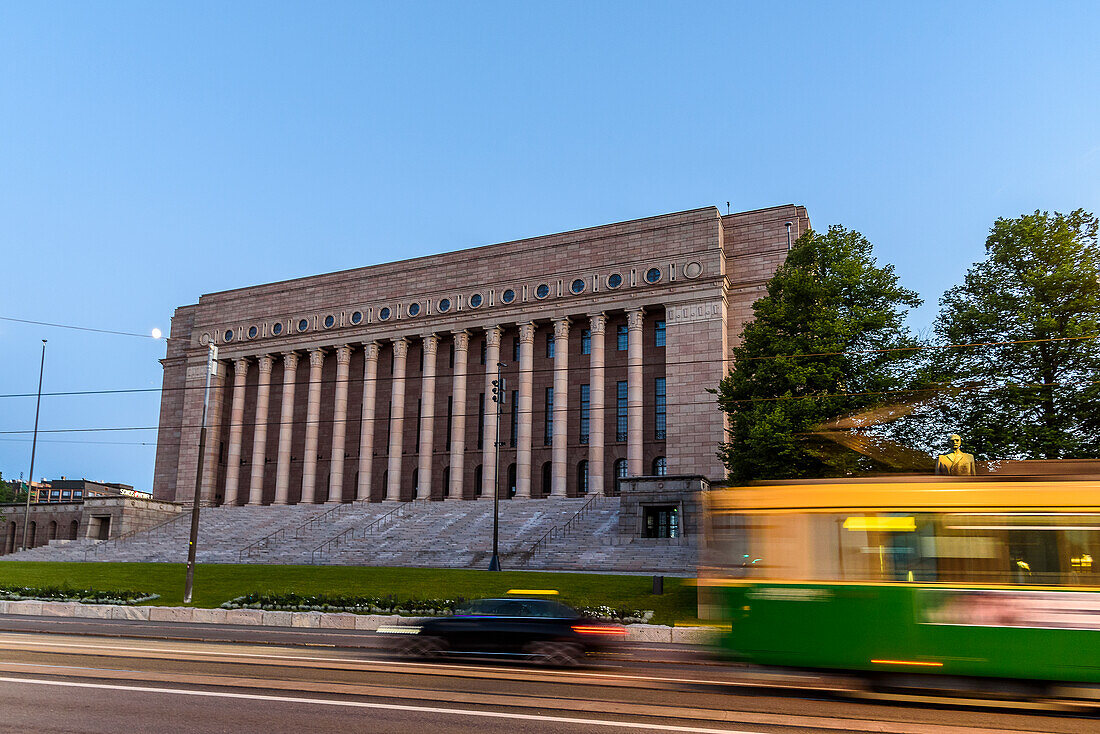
[570,278,585,294]
[272,322,283,336]
[607,273,623,289]
[223,329,234,342]
[248,326,258,339]
[351,311,363,324]
[297,319,309,333]
[645,267,662,284]
[535,284,550,299]
[501,288,516,304]
[324,315,335,328]
[408,302,421,317]
[438,298,451,313]
[379,307,391,321]
[469,293,483,308]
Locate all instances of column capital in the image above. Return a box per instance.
[553,317,571,340]
[335,344,352,365]
[519,322,536,343]
[257,354,275,375]
[422,333,440,355]
[364,341,380,362]
[452,329,470,352]
[233,357,250,375]
[484,325,503,348]
[282,351,299,369]
[626,307,646,330]
[392,337,409,359]
[588,312,607,335]
[309,347,326,368]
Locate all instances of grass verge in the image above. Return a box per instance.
[0,562,699,625]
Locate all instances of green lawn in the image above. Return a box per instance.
[0,562,699,625]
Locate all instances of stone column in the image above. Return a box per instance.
[247,355,274,506]
[627,308,645,476]
[302,348,326,503]
[514,322,536,498]
[327,345,352,504]
[199,361,227,505]
[551,317,570,496]
[588,313,607,495]
[386,338,409,501]
[481,326,502,499]
[447,330,470,500]
[417,334,439,499]
[274,352,299,504]
[356,342,379,501]
[224,358,250,506]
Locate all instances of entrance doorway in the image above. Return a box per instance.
[643,505,679,538]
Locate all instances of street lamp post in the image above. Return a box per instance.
[488,361,506,571]
[184,343,218,603]
[21,340,46,551]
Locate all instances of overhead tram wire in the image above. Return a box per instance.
[0,315,163,340]
[0,332,1096,402]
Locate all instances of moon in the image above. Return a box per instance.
[151,328,163,339]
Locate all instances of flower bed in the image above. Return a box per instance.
[0,584,158,605]
[220,592,653,623]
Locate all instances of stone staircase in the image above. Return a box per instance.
[4,497,696,574]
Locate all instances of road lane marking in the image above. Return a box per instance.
[0,676,787,734]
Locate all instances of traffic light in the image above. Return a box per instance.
[491,377,506,404]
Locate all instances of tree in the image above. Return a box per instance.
[929,209,1100,460]
[717,225,923,481]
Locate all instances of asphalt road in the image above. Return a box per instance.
[0,615,1096,734]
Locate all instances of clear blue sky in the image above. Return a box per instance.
[2,1,1098,490]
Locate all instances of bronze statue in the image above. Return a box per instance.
[935,434,976,476]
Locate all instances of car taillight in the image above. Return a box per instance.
[571,624,627,636]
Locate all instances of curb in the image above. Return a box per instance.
[0,599,717,645]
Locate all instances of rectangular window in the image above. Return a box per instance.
[655,377,666,440]
[616,381,628,442]
[655,320,665,347]
[74,491,82,499]
[546,333,555,359]
[617,324,628,351]
[418,345,424,372]
[510,390,519,447]
[446,396,453,449]
[513,337,520,363]
[480,340,487,365]
[579,384,590,444]
[544,387,554,445]
[415,398,422,447]
[477,393,485,449]
[449,343,455,368]
[581,329,591,355]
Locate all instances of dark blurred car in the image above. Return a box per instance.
[382,597,626,666]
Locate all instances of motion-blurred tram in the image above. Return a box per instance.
[700,478,1100,684]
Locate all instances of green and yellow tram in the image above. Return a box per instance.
[700,478,1100,684]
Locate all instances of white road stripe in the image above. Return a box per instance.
[0,676,765,734]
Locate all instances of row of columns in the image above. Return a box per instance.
[213,308,647,505]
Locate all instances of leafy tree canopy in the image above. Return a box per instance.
[923,209,1100,460]
[717,225,922,480]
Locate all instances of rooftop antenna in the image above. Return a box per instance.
[726,202,730,215]
[785,221,793,251]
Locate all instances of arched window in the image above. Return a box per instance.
[577,460,588,495]
[442,467,450,497]
[70,520,80,540]
[474,465,483,498]
[541,462,552,496]
[613,459,628,496]
[48,520,58,541]
[28,521,37,548]
[411,468,419,499]
[507,463,517,498]
[380,470,388,500]
[652,457,667,476]
[6,522,16,553]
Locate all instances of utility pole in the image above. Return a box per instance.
[21,340,46,551]
[488,362,506,571]
[184,343,218,603]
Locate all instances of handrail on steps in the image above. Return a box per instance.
[309,500,425,564]
[237,501,359,561]
[82,510,190,561]
[525,494,605,562]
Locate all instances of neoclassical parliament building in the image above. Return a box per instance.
[152,205,808,507]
